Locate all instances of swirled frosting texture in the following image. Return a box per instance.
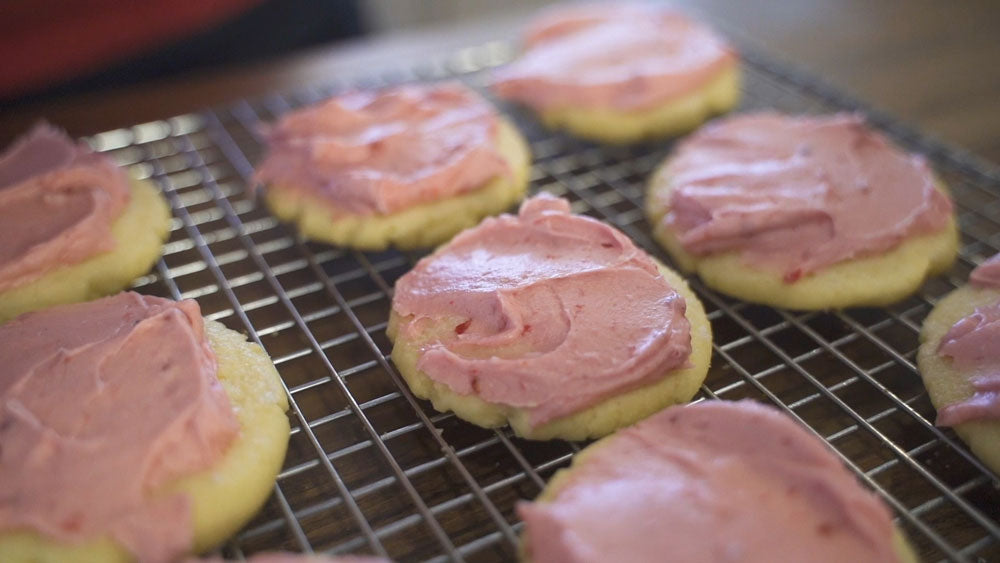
[0,123,131,292]
[392,194,691,426]
[661,112,953,281]
[0,292,239,563]
[936,253,1000,426]
[970,253,1000,289]
[492,3,735,111]
[254,82,509,215]
[519,400,901,563]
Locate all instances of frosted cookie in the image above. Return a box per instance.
[519,400,918,563]
[0,124,172,322]
[387,194,711,441]
[254,82,531,250]
[0,292,289,563]
[646,112,958,310]
[917,253,1000,475]
[492,3,739,143]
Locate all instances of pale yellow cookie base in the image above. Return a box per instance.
[0,320,290,563]
[520,426,918,563]
[0,178,171,323]
[388,262,712,441]
[645,164,959,310]
[533,64,740,144]
[263,118,532,251]
[917,285,1000,476]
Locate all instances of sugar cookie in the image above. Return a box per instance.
[255,83,531,250]
[0,293,289,563]
[388,194,711,441]
[917,253,1000,475]
[646,112,958,309]
[0,124,171,322]
[493,3,739,143]
[519,400,917,562]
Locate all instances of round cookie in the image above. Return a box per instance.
[493,4,739,144]
[388,196,712,441]
[645,113,958,310]
[263,118,530,250]
[532,65,739,145]
[646,173,958,310]
[388,263,711,441]
[0,177,171,323]
[917,283,1000,475]
[519,400,919,563]
[0,313,290,562]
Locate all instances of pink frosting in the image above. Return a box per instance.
[0,123,131,292]
[0,292,240,563]
[392,194,691,427]
[254,82,510,216]
[492,4,736,111]
[970,253,1000,289]
[936,256,1000,426]
[661,112,953,281]
[519,400,901,563]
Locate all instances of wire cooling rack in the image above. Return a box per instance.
[92,40,1000,563]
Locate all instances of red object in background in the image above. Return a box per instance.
[0,0,263,99]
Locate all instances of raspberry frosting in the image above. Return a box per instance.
[519,400,902,563]
[0,293,239,562]
[493,4,735,111]
[660,112,953,281]
[392,194,691,427]
[0,123,131,292]
[254,82,509,215]
[936,253,1000,426]
[970,253,1000,289]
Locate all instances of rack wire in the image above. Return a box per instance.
[92,40,1000,563]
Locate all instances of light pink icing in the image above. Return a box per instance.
[392,194,691,427]
[662,112,953,281]
[254,82,510,216]
[0,292,240,563]
[0,123,131,292]
[970,253,1000,289]
[492,4,736,111]
[519,400,901,563]
[935,254,1000,426]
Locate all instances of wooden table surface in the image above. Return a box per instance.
[1,0,998,164]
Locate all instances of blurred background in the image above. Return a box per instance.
[1,0,997,159]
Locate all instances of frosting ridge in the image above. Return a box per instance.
[662,112,953,281]
[392,194,691,426]
[254,82,509,215]
[970,253,1000,289]
[519,400,901,563]
[0,292,239,562]
[0,123,131,292]
[493,4,735,111]
[936,253,1000,426]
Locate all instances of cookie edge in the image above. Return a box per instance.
[0,319,290,562]
[387,260,712,441]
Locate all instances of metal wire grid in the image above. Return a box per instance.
[90,41,1000,562]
